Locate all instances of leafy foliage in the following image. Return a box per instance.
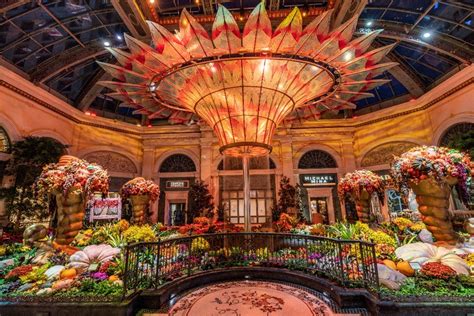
[188,180,214,223]
[273,176,296,221]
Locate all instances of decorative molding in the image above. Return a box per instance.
[0,77,472,136]
[361,141,418,167]
[83,151,138,174]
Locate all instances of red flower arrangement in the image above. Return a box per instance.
[337,170,385,202]
[120,178,160,202]
[5,265,33,281]
[35,158,109,197]
[391,146,472,203]
[420,262,456,279]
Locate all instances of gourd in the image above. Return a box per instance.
[60,268,77,279]
[396,261,415,277]
[44,265,65,280]
[382,259,397,271]
[395,242,469,275]
[69,244,120,270]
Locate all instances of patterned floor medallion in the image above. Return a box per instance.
[169,281,335,316]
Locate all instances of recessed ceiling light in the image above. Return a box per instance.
[366,21,373,27]
[343,51,354,61]
[116,35,122,40]
[103,41,111,47]
[422,32,431,39]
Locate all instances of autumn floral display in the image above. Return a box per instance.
[391,146,472,203]
[120,177,160,202]
[391,146,472,245]
[338,170,385,223]
[421,262,457,280]
[35,158,109,198]
[338,170,385,202]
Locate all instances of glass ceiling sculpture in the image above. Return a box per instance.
[98,2,396,157]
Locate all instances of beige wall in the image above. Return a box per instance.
[0,64,473,221]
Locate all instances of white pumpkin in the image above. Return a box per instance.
[69,244,120,270]
[395,242,469,275]
[44,265,65,281]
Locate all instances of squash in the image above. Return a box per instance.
[108,275,120,282]
[60,268,77,280]
[383,259,397,271]
[396,261,415,276]
[69,244,120,270]
[45,265,65,281]
[395,242,469,275]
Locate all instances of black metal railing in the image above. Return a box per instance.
[122,233,379,299]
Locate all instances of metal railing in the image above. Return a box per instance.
[122,233,379,299]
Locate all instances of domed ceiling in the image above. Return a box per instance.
[0,0,472,125]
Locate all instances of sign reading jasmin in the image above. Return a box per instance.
[89,197,122,222]
[166,180,190,189]
[302,174,336,186]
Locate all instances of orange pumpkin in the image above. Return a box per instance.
[108,275,120,282]
[396,261,415,276]
[60,268,77,280]
[383,259,397,271]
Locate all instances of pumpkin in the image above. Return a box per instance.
[396,261,415,276]
[52,279,75,290]
[60,268,77,280]
[395,242,469,275]
[69,244,120,270]
[108,275,120,282]
[383,259,397,271]
[45,265,65,281]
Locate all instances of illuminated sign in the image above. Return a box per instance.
[166,180,190,189]
[302,174,336,186]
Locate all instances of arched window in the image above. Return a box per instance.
[0,127,11,153]
[298,150,337,169]
[217,157,276,170]
[439,122,474,156]
[159,154,196,172]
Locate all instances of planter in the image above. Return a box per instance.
[409,177,458,245]
[130,195,150,225]
[54,189,85,245]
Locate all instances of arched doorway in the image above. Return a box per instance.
[158,154,198,225]
[297,150,339,224]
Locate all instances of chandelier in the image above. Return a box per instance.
[98,3,396,157]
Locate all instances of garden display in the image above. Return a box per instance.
[391,146,472,245]
[120,177,160,225]
[338,170,385,223]
[34,155,109,246]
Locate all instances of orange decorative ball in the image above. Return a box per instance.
[60,268,77,280]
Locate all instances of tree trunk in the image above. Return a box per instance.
[130,195,150,225]
[410,178,458,245]
[354,189,371,223]
[54,190,85,245]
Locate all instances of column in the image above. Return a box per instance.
[142,147,157,222]
[280,137,294,185]
[340,139,357,220]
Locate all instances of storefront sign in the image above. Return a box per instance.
[166,180,190,189]
[302,174,336,186]
[89,197,122,222]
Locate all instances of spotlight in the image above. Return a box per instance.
[150,0,155,3]
[422,32,431,39]
[85,111,91,116]
[343,51,353,62]
[366,21,373,27]
[116,34,123,40]
[103,41,111,47]
[302,11,307,17]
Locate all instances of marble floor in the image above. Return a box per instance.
[163,280,348,316]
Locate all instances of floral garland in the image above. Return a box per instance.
[337,170,385,203]
[35,158,109,197]
[120,178,160,202]
[391,146,472,203]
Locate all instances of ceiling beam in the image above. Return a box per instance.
[77,71,112,111]
[111,0,150,38]
[0,0,30,13]
[29,42,108,83]
[332,0,367,27]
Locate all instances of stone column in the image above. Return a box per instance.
[280,137,294,185]
[340,139,357,220]
[141,146,157,222]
